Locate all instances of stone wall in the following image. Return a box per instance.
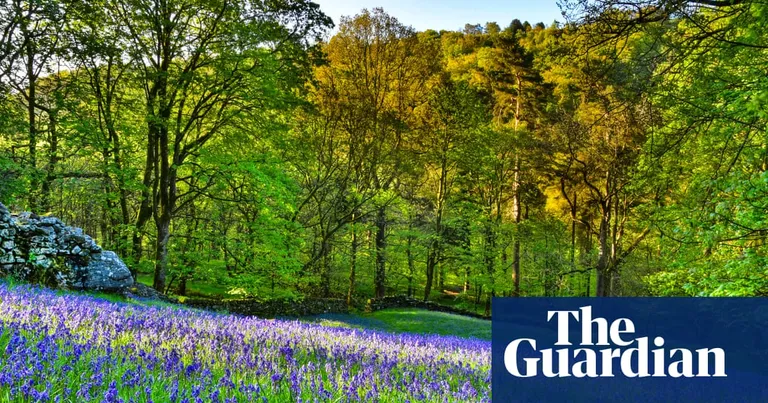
[183,297,349,318]
[365,295,490,320]
[0,202,133,291]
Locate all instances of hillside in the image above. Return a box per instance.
[0,283,490,402]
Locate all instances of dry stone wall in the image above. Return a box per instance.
[182,297,349,318]
[365,295,490,320]
[0,202,133,291]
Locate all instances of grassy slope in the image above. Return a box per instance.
[80,286,489,340]
[77,280,489,341]
[303,308,491,340]
[92,279,490,340]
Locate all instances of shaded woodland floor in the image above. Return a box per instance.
[302,308,492,340]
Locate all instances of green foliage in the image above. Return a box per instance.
[1,0,766,306]
[0,153,24,204]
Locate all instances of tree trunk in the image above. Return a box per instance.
[110,125,130,258]
[26,37,38,213]
[320,236,331,297]
[177,276,187,296]
[511,73,523,297]
[571,192,577,266]
[374,206,387,298]
[463,233,471,293]
[595,200,612,297]
[584,228,593,296]
[150,46,173,293]
[484,218,496,298]
[347,215,357,305]
[406,232,414,298]
[152,118,173,293]
[438,260,444,291]
[463,268,470,293]
[424,247,436,301]
[92,56,131,259]
[512,232,520,296]
[40,111,57,213]
[132,117,156,273]
[424,154,448,301]
[153,215,170,292]
[100,148,113,247]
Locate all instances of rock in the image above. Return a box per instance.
[68,251,133,291]
[0,202,134,292]
[122,282,178,303]
[30,247,56,256]
[33,255,53,269]
[0,203,10,222]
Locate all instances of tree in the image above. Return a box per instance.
[0,0,67,212]
[535,23,656,296]
[563,0,768,296]
[445,24,543,298]
[418,78,489,300]
[313,8,439,298]
[105,0,331,292]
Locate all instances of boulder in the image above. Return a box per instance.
[66,251,133,291]
[0,202,133,291]
[122,282,178,303]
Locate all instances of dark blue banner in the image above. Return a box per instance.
[492,298,768,402]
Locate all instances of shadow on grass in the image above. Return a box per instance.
[303,308,491,340]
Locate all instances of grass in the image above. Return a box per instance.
[303,308,491,340]
[65,288,180,309]
[2,278,490,341]
[130,273,492,341]
[10,273,488,340]
[80,283,490,340]
[79,287,491,340]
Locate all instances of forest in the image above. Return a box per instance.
[1,0,766,313]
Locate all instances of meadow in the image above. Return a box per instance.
[0,283,490,402]
[303,309,491,341]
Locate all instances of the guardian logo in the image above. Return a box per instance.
[504,306,727,378]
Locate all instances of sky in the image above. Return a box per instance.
[314,0,565,33]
